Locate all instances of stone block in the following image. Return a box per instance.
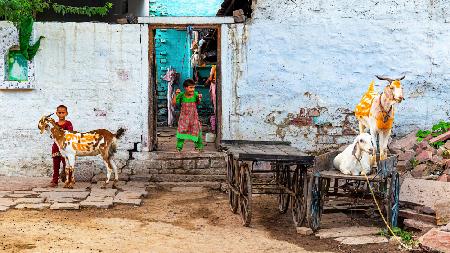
[397,160,412,172]
[50,203,80,210]
[390,132,418,151]
[429,131,450,144]
[435,201,450,226]
[90,188,117,197]
[85,196,113,202]
[182,159,196,170]
[416,150,433,163]
[113,198,142,206]
[46,197,79,203]
[400,178,450,214]
[15,203,50,210]
[315,226,380,239]
[210,159,226,168]
[419,228,450,253]
[0,206,9,212]
[14,198,45,204]
[445,140,450,150]
[0,198,15,207]
[6,193,38,198]
[403,219,436,232]
[40,191,90,200]
[399,209,436,224]
[0,191,11,198]
[411,164,430,178]
[115,190,147,199]
[398,150,415,162]
[196,159,210,169]
[437,174,450,182]
[161,160,183,169]
[335,236,388,245]
[296,227,313,235]
[79,200,113,209]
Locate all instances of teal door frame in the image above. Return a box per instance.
[148,24,222,151]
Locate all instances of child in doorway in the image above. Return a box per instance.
[172,79,204,152]
[49,105,73,187]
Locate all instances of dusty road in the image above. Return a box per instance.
[0,188,402,253]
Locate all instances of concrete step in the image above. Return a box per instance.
[150,181,224,191]
[130,173,225,183]
[132,167,225,176]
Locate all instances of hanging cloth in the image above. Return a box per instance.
[163,68,178,127]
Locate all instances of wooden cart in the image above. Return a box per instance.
[221,140,315,227]
[308,151,400,231]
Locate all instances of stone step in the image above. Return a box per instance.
[127,158,226,171]
[132,151,226,161]
[133,168,226,176]
[130,174,225,183]
[149,181,224,191]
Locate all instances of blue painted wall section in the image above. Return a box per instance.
[149,0,223,17]
[152,1,220,126]
[155,29,191,124]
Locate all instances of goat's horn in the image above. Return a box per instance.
[398,75,405,80]
[375,75,394,83]
[46,113,54,118]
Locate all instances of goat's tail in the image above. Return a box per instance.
[115,128,126,139]
[109,128,125,157]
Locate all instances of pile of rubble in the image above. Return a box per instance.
[390,130,450,181]
[390,128,450,252]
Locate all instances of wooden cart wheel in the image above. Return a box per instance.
[387,172,400,227]
[278,164,290,214]
[239,163,252,227]
[308,175,324,232]
[227,155,238,214]
[291,166,308,227]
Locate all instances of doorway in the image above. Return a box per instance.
[148,25,221,152]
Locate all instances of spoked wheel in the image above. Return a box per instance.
[291,166,308,227]
[227,155,238,214]
[387,172,400,227]
[239,163,252,227]
[308,175,326,232]
[278,164,290,214]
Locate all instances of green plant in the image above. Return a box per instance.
[416,120,450,148]
[380,227,418,247]
[0,0,112,60]
[410,158,419,168]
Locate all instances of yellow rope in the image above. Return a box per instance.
[361,172,409,249]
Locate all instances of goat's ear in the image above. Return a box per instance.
[352,144,358,156]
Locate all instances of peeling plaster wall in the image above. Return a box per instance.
[0,22,149,176]
[222,0,450,152]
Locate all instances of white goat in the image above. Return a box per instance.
[333,133,374,176]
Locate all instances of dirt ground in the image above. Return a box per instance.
[0,188,405,253]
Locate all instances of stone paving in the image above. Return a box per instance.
[0,177,149,212]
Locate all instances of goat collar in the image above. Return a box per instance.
[379,93,393,123]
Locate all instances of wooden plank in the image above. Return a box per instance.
[139,17,235,25]
[221,140,291,146]
[215,26,222,150]
[148,27,157,151]
[315,170,382,181]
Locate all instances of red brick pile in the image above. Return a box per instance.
[389,130,450,181]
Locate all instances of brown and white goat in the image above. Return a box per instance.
[38,114,125,188]
[355,75,405,162]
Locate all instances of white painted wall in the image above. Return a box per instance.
[0,22,149,176]
[221,0,450,152]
